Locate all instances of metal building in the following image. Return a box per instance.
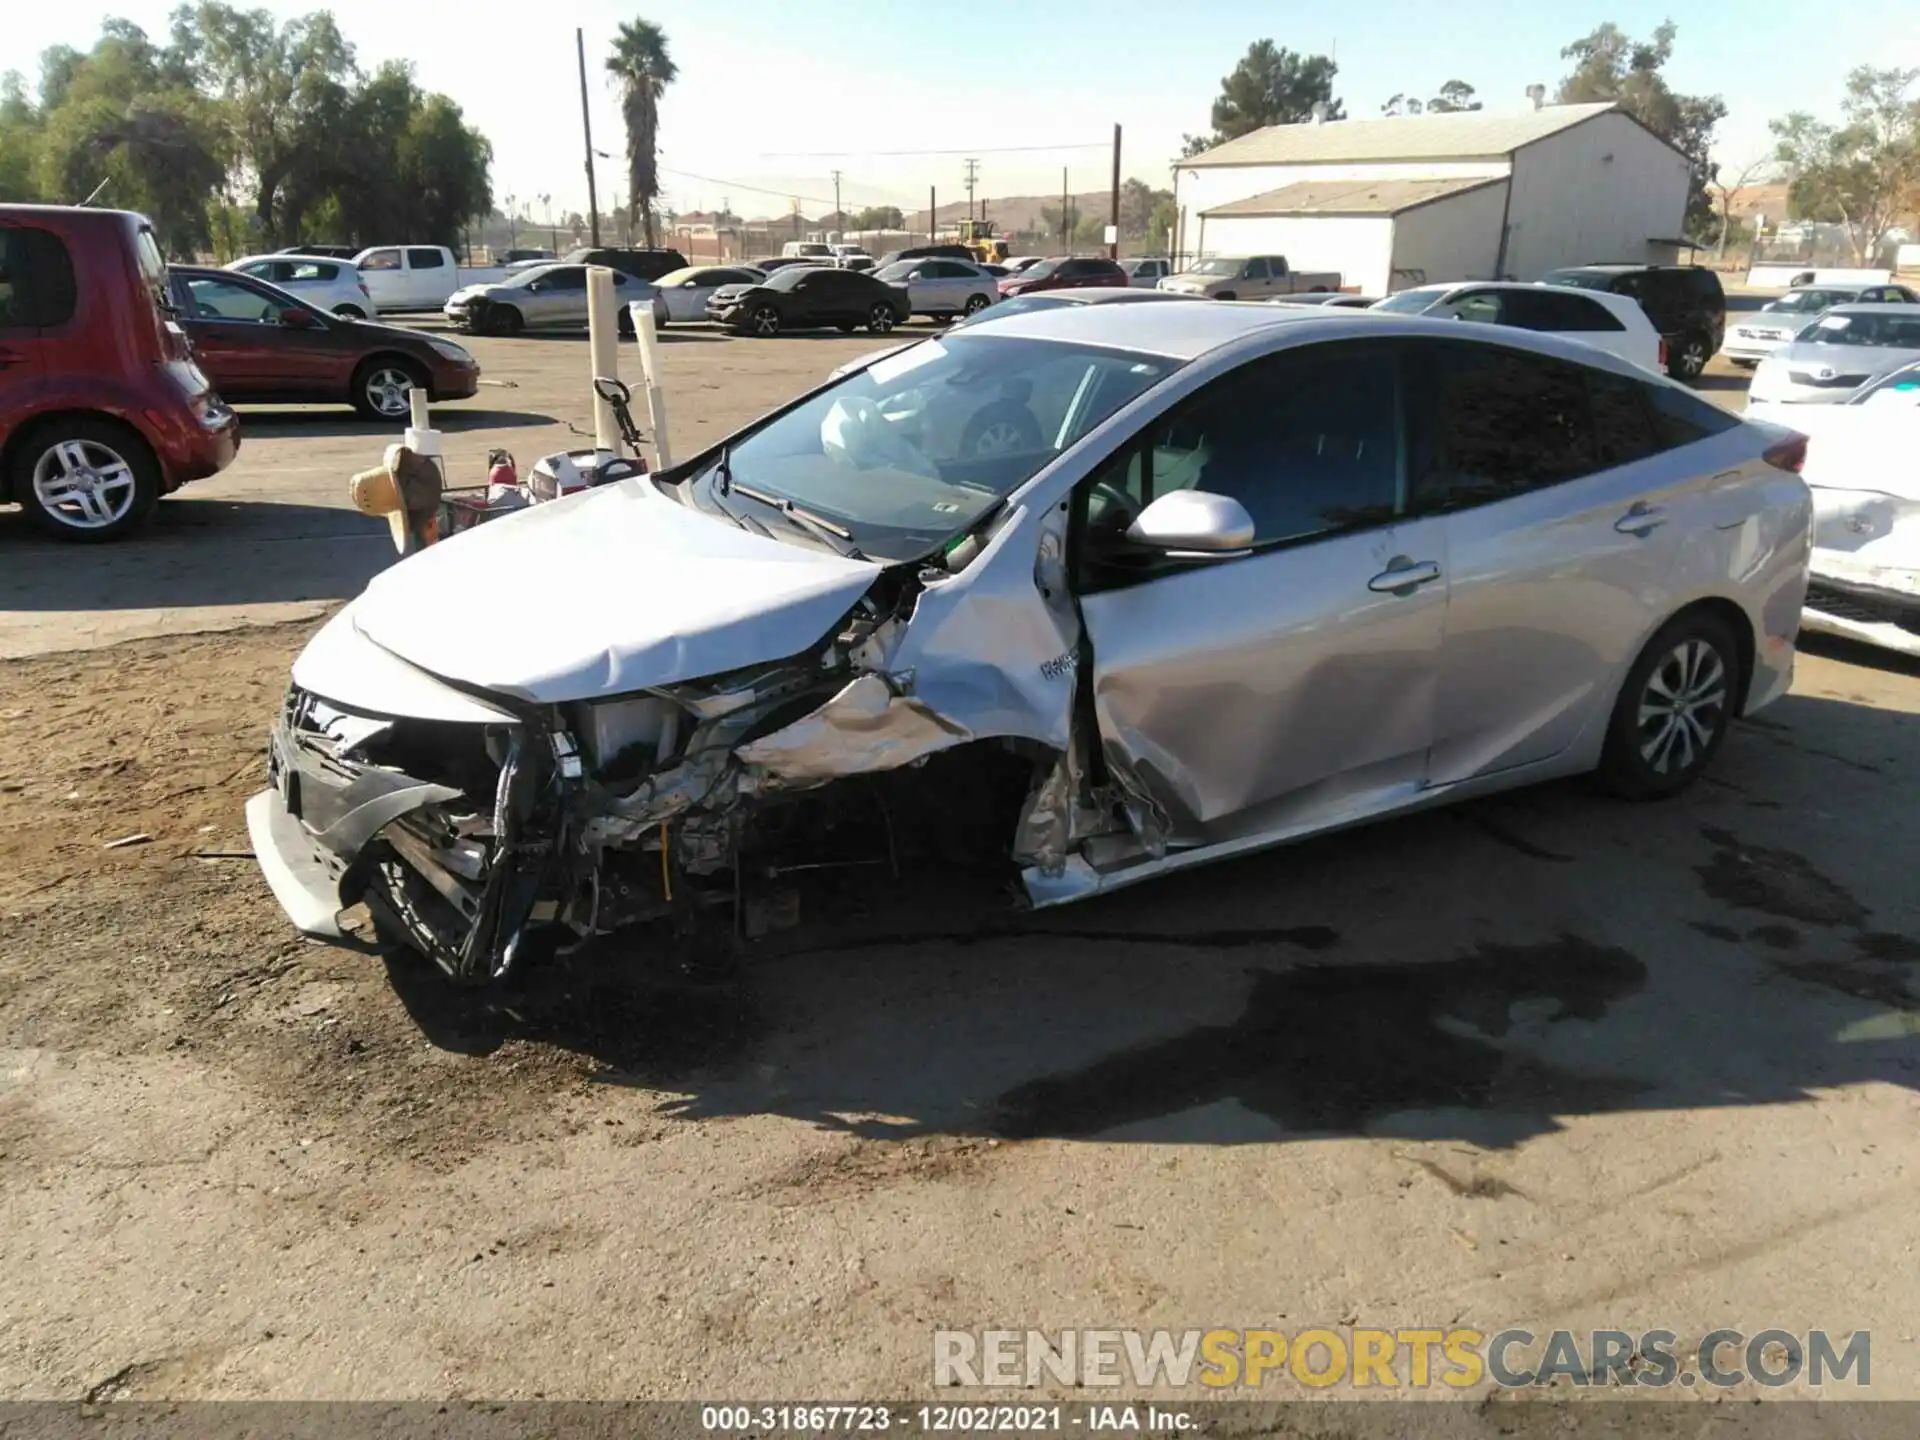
[1174,100,1692,295]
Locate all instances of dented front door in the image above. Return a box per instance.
[1073,341,1447,846]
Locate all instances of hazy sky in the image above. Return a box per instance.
[9,0,1917,219]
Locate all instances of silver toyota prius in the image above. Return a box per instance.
[249,303,1813,982]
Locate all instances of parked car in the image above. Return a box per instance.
[1158,255,1340,300]
[1,205,239,540]
[782,241,836,262]
[745,256,813,273]
[998,256,1128,297]
[1269,293,1379,308]
[246,303,1811,981]
[707,265,909,336]
[171,266,478,419]
[1719,282,1917,367]
[1369,282,1662,371]
[278,243,361,260]
[1746,305,1920,406]
[353,245,478,311]
[557,246,689,282]
[1539,264,1726,381]
[979,264,1010,278]
[647,265,768,325]
[874,257,1001,321]
[1779,360,1920,656]
[227,253,378,319]
[875,243,977,267]
[1004,256,1045,273]
[502,248,555,265]
[443,264,657,336]
[830,244,875,271]
[1121,257,1172,288]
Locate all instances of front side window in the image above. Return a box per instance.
[186,276,299,324]
[1371,289,1441,314]
[359,249,401,271]
[541,268,587,291]
[1244,258,1270,280]
[1442,289,1507,325]
[1406,340,1597,511]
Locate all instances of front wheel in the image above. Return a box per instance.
[1595,611,1740,800]
[868,303,897,334]
[12,418,161,541]
[750,304,782,338]
[1667,332,1710,382]
[494,304,524,337]
[352,357,425,419]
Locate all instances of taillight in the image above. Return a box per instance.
[1763,434,1807,474]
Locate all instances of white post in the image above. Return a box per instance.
[628,300,672,470]
[586,265,620,453]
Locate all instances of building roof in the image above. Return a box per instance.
[1201,175,1506,219]
[1185,102,1616,168]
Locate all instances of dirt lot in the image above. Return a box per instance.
[2,312,1918,1403]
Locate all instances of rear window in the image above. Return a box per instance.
[0,225,79,327]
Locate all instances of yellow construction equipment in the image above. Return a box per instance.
[957,218,1009,264]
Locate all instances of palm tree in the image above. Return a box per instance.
[606,18,677,248]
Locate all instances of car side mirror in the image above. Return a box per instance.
[280,308,316,329]
[1124,490,1254,557]
[528,280,546,292]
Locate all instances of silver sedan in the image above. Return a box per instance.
[444,264,658,335]
[250,303,1811,980]
[648,264,768,326]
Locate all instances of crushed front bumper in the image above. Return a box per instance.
[1803,487,1920,656]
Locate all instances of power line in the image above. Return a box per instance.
[759,140,1110,158]
[655,164,841,211]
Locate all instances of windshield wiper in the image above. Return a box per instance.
[702,450,772,537]
[732,483,867,560]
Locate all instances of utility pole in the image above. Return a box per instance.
[1108,124,1122,260]
[1060,168,1069,251]
[576,28,601,246]
[928,186,936,242]
[541,193,553,250]
[505,193,518,251]
[963,157,980,223]
[831,169,843,230]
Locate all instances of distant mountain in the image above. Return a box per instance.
[906,191,1114,239]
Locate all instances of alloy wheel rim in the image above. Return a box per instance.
[32,440,137,529]
[754,308,779,336]
[1683,340,1706,373]
[965,295,988,313]
[1637,638,1727,774]
[366,368,413,416]
[871,306,893,332]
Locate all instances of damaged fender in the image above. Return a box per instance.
[737,673,972,784]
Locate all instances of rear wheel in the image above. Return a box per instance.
[1214,290,1237,301]
[352,356,426,419]
[963,293,992,315]
[868,303,896,334]
[333,304,366,319]
[1667,331,1710,381]
[12,417,161,542]
[1596,610,1740,799]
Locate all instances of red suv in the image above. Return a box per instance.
[997,256,1128,298]
[1,205,239,541]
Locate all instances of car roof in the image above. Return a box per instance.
[1818,302,1920,315]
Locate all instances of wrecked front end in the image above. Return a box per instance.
[248,572,1111,984]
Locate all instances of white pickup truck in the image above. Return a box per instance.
[353,245,506,312]
[1158,255,1341,300]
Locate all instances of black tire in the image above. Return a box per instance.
[963,293,992,315]
[1215,291,1237,301]
[333,304,366,319]
[750,304,782,338]
[10,416,161,542]
[617,309,635,338]
[958,400,1043,458]
[1667,331,1710,382]
[351,355,427,420]
[495,304,524,337]
[1595,610,1741,800]
[868,303,897,334]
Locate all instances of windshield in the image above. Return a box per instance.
[876,261,917,281]
[681,335,1177,560]
[1370,290,1441,313]
[763,266,815,291]
[1540,268,1612,291]
[501,265,562,289]
[1186,258,1241,277]
[951,293,1070,330]
[1018,259,1063,280]
[654,267,699,287]
[1798,312,1920,348]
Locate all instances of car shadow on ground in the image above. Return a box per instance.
[0,498,395,611]
[379,686,1920,1150]
[1691,371,1751,395]
[233,406,559,437]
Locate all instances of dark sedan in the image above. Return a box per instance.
[706,265,909,337]
[169,266,481,419]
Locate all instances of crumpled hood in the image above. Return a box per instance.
[352,478,880,703]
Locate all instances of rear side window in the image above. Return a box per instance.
[290,261,336,282]
[0,225,78,328]
[1588,370,1661,468]
[1640,381,1739,449]
[406,248,446,269]
[1513,290,1625,332]
[1407,340,1598,510]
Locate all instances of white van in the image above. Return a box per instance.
[781,241,834,262]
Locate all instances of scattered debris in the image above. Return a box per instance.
[103,833,152,850]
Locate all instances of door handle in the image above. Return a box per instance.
[1367,558,1443,594]
[1615,502,1667,537]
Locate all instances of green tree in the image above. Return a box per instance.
[1556,20,1727,239]
[852,204,904,229]
[1771,67,1920,265]
[1039,197,1080,246]
[0,71,45,202]
[1428,80,1482,113]
[1205,41,1343,144]
[606,17,677,249]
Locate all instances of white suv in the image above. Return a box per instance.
[226,254,379,319]
[1370,282,1663,371]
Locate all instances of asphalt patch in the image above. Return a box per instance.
[1696,826,1868,928]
